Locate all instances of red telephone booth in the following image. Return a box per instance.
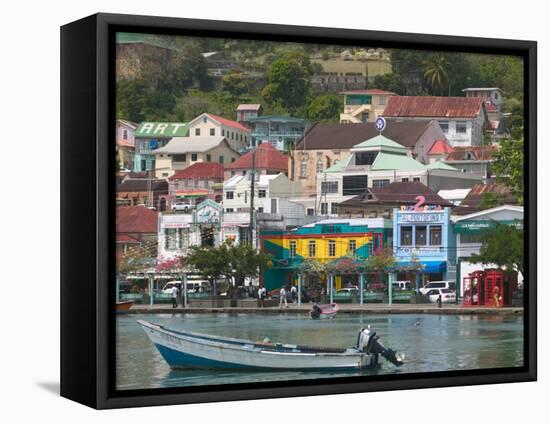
[463,269,517,307]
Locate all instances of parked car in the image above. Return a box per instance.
[161,280,210,294]
[426,288,456,303]
[419,281,456,295]
[338,285,359,293]
[392,281,412,291]
[171,201,194,212]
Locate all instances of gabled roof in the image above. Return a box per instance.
[116,234,141,244]
[154,136,238,155]
[371,153,426,171]
[340,89,397,95]
[236,104,262,111]
[169,162,224,180]
[225,142,288,171]
[383,96,484,118]
[117,179,168,193]
[340,182,453,208]
[453,205,523,222]
[295,120,437,150]
[116,206,158,234]
[445,145,499,161]
[428,139,455,155]
[190,113,251,132]
[117,119,139,129]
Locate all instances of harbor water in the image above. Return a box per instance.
[116,313,524,390]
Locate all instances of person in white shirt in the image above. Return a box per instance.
[279,286,288,308]
[290,285,297,303]
[257,286,266,308]
[171,285,179,308]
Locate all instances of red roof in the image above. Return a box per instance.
[428,139,455,155]
[383,96,484,118]
[169,162,224,180]
[207,113,251,132]
[116,206,158,234]
[446,145,499,161]
[225,143,288,171]
[116,138,134,148]
[340,89,396,95]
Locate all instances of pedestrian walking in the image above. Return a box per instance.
[257,286,266,308]
[279,286,288,308]
[290,285,297,303]
[171,284,179,309]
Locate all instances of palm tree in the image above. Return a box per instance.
[424,54,450,95]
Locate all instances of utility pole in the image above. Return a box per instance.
[248,149,256,247]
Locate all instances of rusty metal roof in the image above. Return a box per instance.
[383,96,484,118]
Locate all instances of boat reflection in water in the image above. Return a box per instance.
[138,320,404,371]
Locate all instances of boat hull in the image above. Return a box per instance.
[138,320,376,370]
[116,300,134,314]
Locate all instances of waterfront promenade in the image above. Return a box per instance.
[127,302,523,315]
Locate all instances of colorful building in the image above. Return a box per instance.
[392,206,456,287]
[248,115,308,152]
[339,89,397,123]
[261,218,392,292]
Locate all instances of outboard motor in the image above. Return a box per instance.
[357,327,404,367]
[309,303,322,319]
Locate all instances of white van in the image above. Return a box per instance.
[419,281,456,296]
[392,281,412,291]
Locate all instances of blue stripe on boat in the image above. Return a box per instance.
[154,343,253,369]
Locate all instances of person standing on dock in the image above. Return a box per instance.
[171,284,179,309]
[257,286,266,308]
[279,286,288,308]
[290,285,297,303]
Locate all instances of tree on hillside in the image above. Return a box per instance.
[222,70,249,101]
[262,51,315,115]
[424,53,450,95]
[469,223,524,277]
[306,94,341,122]
[491,137,524,205]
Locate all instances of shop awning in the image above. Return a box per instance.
[396,260,447,273]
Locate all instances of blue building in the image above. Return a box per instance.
[392,206,456,286]
[248,115,308,152]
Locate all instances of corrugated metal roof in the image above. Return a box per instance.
[226,142,288,171]
[383,96,484,118]
[169,163,224,180]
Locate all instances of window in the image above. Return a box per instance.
[219,156,224,164]
[177,228,189,249]
[290,240,297,258]
[206,154,211,162]
[413,177,421,182]
[321,181,338,194]
[210,128,215,136]
[439,121,449,133]
[195,128,201,136]
[203,117,207,123]
[258,207,264,213]
[401,177,409,182]
[226,191,234,200]
[331,203,338,214]
[329,240,336,257]
[379,96,387,105]
[300,158,307,178]
[165,228,177,250]
[372,179,390,188]
[430,225,442,245]
[316,159,324,173]
[356,152,378,165]
[231,157,236,163]
[320,203,328,215]
[343,175,368,196]
[225,208,234,213]
[415,225,427,246]
[122,129,128,140]
[348,240,356,254]
[222,129,225,136]
[173,154,186,162]
[271,198,277,213]
[191,153,197,161]
[308,240,316,257]
[401,226,413,246]
[258,189,266,198]
[307,208,315,216]
[456,122,467,134]
[194,179,199,187]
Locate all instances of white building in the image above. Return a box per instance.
[222,173,302,214]
[383,96,488,147]
[452,205,524,295]
[187,112,251,152]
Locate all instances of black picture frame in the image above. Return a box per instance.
[61,12,537,409]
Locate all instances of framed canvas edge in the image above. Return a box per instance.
[60,12,537,410]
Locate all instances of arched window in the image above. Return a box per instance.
[316,158,323,173]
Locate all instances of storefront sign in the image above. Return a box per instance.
[397,212,445,223]
[454,220,523,234]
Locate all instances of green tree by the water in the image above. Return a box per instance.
[492,137,524,205]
